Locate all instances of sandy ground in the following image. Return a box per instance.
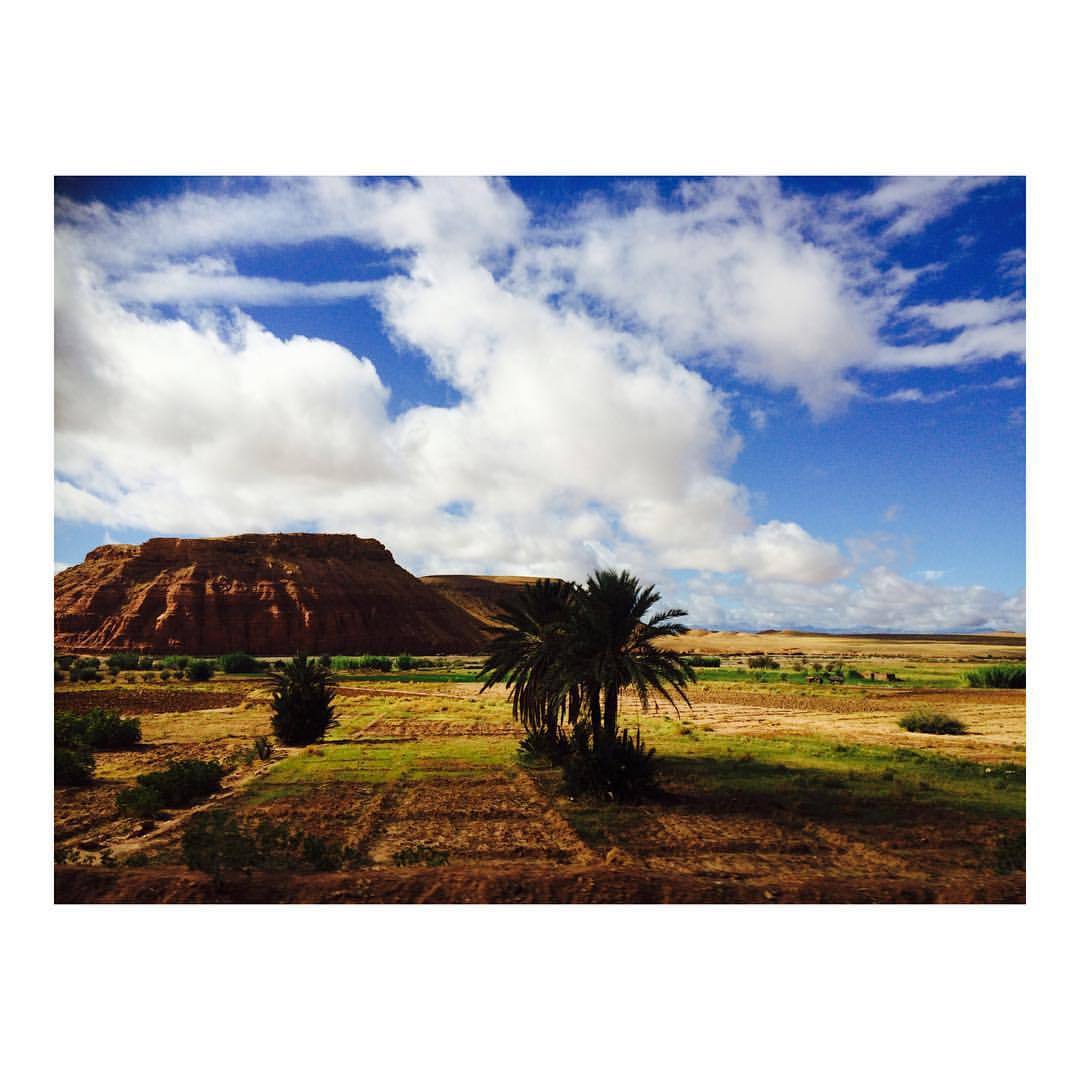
[659,628,1026,661]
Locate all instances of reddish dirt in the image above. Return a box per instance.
[54,863,1023,904]
[55,688,248,714]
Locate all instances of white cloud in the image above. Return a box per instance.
[689,566,1025,633]
[853,176,998,238]
[55,180,842,594]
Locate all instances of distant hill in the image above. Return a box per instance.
[54,533,490,655]
[420,575,546,630]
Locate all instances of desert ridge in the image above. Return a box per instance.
[53,533,495,656]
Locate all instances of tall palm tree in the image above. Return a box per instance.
[571,569,695,745]
[479,578,580,742]
[481,570,694,752]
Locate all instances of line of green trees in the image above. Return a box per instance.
[479,569,695,800]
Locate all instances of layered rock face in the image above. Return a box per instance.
[421,575,547,630]
[54,534,490,656]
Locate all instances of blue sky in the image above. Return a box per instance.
[53,176,1025,631]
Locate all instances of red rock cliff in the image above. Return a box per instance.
[54,533,490,655]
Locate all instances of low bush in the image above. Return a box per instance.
[180,810,361,880]
[73,657,101,670]
[161,655,191,670]
[562,726,658,802]
[318,654,332,669]
[898,708,968,735]
[55,745,95,786]
[966,664,1025,689]
[994,831,1025,874]
[332,654,392,672]
[186,659,215,682]
[747,654,780,670]
[69,666,103,683]
[116,759,225,817]
[219,652,261,674]
[519,728,571,764]
[106,651,141,671]
[395,653,415,671]
[56,655,77,671]
[56,707,141,749]
[116,784,164,818]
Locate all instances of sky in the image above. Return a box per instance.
[53,176,1026,633]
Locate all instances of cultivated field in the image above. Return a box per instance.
[54,635,1025,903]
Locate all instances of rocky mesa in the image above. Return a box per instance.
[54,533,492,656]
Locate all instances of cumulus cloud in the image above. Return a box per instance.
[54,176,1025,630]
[688,567,1024,633]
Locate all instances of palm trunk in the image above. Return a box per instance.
[568,685,581,730]
[589,686,602,750]
[603,682,619,740]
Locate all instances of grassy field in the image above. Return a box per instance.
[54,651,1025,903]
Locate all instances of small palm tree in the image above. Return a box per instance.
[266,654,338,746]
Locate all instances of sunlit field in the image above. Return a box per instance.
[54,645,1025,903]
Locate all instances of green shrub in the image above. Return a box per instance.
[69,666,103,683]
[73,656,101,670]
[747,653,778,670]
[55,745,95,786]
[683,655,725,668]
[253,735,273,761]
[56,654,77,671]
[395,653,415,671]
[519,728,571,764]
[267,655,338,746]
[56,707,141,749]
[160,669,171,681]
[180,811,360,880]
[994,831,1025,874]
[116,785,164,818]
[106,651,141,671]
[562,726,658,802]
[966,664,1025,689]
[219,652,261,674]
[116,759,225,816]
[344,654,392,672]
[898,708,968,735]
[161,655,191,670]
[318,654,332,669]
[186,659,215,682]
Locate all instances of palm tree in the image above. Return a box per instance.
[266,653,338,746]
[480,578,579,744]
[481,570,694,753]
[571,569,695,745]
